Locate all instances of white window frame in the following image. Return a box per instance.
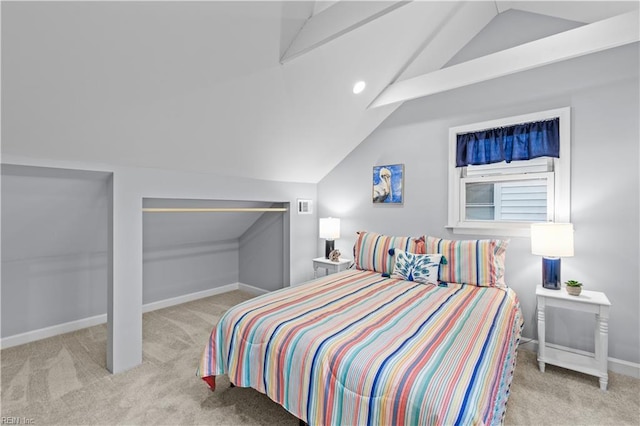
[447,107,571,237]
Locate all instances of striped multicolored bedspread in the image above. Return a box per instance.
[198,269,523,426]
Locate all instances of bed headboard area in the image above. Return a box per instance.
[353,230,509,287]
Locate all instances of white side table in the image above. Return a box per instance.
[536,286,611,390]
[313,257,351,278]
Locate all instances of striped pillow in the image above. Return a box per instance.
[493,239,509,287]
[425,236,509,287]
[354,232,421,274]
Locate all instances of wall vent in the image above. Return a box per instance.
[297,199,312,214]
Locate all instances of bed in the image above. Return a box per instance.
[198,233,523,426]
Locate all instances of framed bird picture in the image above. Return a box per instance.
[372,164,404,204]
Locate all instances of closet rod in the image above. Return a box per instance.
[142,207,288,213]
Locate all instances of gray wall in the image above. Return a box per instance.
[143,239,240,305]
[1,165,110,337]
[142,199,284,305]
[317,12,639,364]
[239,207,286,292]
[1,164,314,343]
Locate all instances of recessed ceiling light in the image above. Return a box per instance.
[353,81,366,94]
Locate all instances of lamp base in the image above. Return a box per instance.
[325,240,335,259]
[542,257,561,290]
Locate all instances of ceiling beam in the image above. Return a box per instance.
[496,0,640,24]
[394,1,497,82]
[280,1,410,64]
[369,11,639,108]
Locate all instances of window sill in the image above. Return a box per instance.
[446,223,532,238]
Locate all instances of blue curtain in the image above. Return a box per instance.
[456,118,560,167]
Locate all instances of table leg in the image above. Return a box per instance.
[537,296,546,373]
[596,308,609,391]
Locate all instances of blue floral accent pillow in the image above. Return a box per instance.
[390,250,443,285]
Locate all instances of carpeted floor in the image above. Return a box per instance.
[1,290,639,425]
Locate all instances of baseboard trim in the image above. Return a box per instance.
[238,282,270,296]
[0,314,108,350]
[519,339,640,378]
[141,283,240,313]
[0,282,270,350]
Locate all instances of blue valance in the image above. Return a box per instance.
[456,118,560,167]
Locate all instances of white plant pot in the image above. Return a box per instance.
[566,286,582,296]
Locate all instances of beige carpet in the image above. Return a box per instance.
[2,290,639,425]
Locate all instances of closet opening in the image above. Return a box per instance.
[1,164,110,349]
[142,198,290,307]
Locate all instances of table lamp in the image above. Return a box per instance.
[319,217,340,259]
[531,222,574,290]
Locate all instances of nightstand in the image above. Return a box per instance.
[536,286,611,390]
[313,257,351,278]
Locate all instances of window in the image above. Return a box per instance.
[448,108,570,236]
[463,158,553,222]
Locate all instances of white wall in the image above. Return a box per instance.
[318,12,639,365]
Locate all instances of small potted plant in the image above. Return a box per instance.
[565,280,583,296]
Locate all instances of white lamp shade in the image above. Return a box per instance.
[531,222,574,257]
[319,217,340,240]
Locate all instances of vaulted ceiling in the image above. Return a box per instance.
[2,1,638,183]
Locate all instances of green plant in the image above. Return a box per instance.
[565,280,582,287]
